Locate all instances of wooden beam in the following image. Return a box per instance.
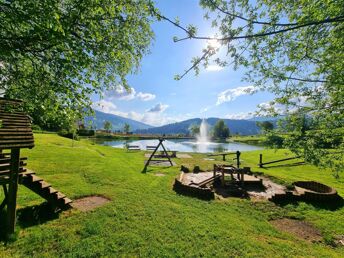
[7,148,20,235]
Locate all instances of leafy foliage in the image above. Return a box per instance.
[103,121,112,132]
[0,0,155,130]
[123,123,130,134]
[257,121,274,133]
[189,124,200,136]
[213,119,230,139]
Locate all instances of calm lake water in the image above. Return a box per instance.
[96,138,263,153]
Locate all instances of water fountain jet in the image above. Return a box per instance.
[197,119,210,143]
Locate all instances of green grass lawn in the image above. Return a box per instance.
[0,134,343,257]
[230,135,267,146]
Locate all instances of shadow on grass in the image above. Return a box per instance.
[16,202,60,229]
[0,202,60,242]
[262,162,305,168]
[272,196,344,211]
[141,165,174,174]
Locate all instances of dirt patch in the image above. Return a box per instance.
[154,173,165,177]
[71,195,110,212]
[246,176,287,200]
[144,160,176,166]
[270,218,322,243]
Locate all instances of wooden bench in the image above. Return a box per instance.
[127,145,141,151]
[146,145,157,151]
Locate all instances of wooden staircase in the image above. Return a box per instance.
[19,171,72,210]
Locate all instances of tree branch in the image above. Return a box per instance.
[157,11,344,42]
[178,49,211,80]
[207,0,298,27]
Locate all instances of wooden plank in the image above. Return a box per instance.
[0,157,28,163]
[0,143,34,149]
[0,167,26,175]
[0,98,23,104]
[0,113,28,119]
[0,118,30,123]
[0,110,26,116]
[0,139,34,145]
[0,131,33,136]
[0,136,33,140]
[0,128,32,132]
[1,126,31,129]
[2,122,31,126]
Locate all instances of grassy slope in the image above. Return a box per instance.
[0,134,342,257]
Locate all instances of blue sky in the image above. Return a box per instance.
[92,0,275,126]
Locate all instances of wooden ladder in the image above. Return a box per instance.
[20,171,72,210]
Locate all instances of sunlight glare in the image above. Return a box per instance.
[207,39,221,50]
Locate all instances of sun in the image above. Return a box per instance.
[207,39,221,50]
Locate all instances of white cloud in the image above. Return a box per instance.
[104,85,155,102]
[206,65,223,72]
[258,96,313,116]
[147,103,169,113]
[92,100,117,114]
[216,85,257,105]
[136,92,156,101]
[93,100,174,126]
[225,112,254,120]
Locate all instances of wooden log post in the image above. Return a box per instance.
[236,151,241,168]
[259,154,263,168]
[7,148,20,235]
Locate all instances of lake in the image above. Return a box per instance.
[95,138,263,153]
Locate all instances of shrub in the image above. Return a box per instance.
[58,130,79,140]
[77,129,95,136]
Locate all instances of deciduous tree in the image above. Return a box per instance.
[103,121,112,133]
[156,0,344,173]
[123,123,130,134]
[213,120,230,139]
[0,0,156,130]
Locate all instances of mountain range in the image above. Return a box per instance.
[85,110,153,131]
[86,110,276,135]
[135,118,261,135]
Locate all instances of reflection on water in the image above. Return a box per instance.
[96,138,263,153]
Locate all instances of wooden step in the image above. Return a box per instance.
[45,187,58,195]
[61,197,73,205]
[20,170,36,177]
[54,192,66,200]
[29,174,43,183]
[20,174,72,210]
[37,181,51,189]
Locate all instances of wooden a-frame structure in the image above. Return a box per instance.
[143,138,173,171]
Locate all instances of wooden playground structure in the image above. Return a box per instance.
[0,98,71,236]
[143,138,174,172]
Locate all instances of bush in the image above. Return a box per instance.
[77,129,95,136]
[58,130,79,140]
[265,134,284,148]
[32,124,42,131]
